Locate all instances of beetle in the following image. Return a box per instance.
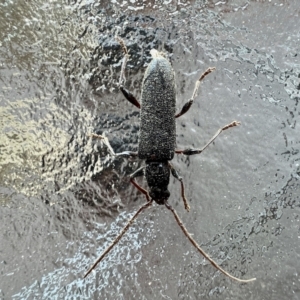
[84,37,256,283]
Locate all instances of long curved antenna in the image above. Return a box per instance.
[84,200,153,278]
[165,202,256,283]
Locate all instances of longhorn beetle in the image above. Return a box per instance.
[84,37,256,283]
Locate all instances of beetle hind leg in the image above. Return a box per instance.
[169,163,190,212]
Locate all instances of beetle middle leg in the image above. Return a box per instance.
[175,121,240,156]
[175,67,216,118]
[89,133,139,158]
[116,36,141,109]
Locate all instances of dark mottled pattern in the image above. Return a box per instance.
[138,53,176,160]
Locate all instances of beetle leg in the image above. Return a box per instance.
[84,199,153,278]
[175,67,215,118]
[116,36,141,109]
[116,36,129,86]
[169,163,190,212]
[130,166,145,179]
[129,167,152,202]
[165,202,256,283]
[89,133,116,156]
[116,151,139,158]
[175,121,240,156]
[89,133,138,158]
[175,99,193,118]
[120,86,141,109]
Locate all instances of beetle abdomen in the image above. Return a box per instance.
[138,51,176,161]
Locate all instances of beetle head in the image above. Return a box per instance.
[145,161,170,205]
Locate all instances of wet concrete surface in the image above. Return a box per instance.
[0,0,299,299]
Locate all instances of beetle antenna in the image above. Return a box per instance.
[84,200,153,278]
[165,202,256,283]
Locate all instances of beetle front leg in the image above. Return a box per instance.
[175,67,215,118]
[169,163,190,212]
[116,36,141,109]
[120,86,140,109]
[175,121,240,156]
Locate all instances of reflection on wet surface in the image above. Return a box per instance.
[1,0,299,299]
